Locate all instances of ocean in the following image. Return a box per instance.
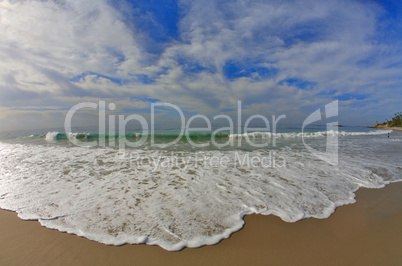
[0,126,401,251]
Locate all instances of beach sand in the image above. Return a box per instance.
[1,182,401,266]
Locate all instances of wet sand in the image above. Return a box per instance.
[1,182,401,265]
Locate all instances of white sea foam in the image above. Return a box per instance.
[0,131,401,251]
[229,129,392,139]
[45,131,91,141]
[45,131,63,141]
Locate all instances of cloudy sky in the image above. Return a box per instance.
[0,0,401,131]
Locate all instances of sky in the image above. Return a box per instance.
[0,0,401,131]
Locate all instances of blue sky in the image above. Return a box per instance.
[0,0,401,130]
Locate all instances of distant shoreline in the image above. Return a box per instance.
[371,125,402,131]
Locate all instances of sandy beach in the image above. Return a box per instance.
[1,1,401,265]
[1,182,401,265]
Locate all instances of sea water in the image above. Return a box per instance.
[0,126,401,251]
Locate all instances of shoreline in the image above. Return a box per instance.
[1,182,402,265]
[372,125,402,131]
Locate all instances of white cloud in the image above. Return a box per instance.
[0,0,146,95]
[0,0,401,130]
